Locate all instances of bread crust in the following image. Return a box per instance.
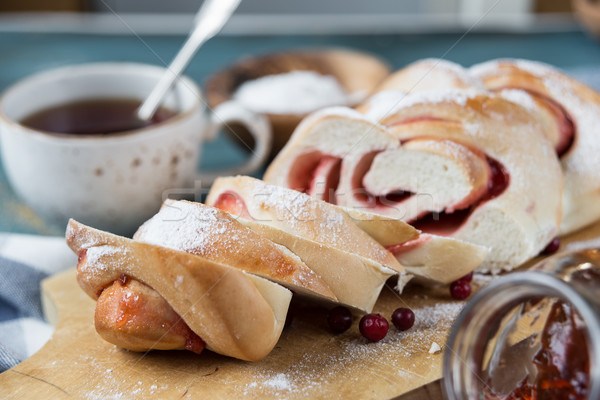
[374,58,483,93]
[337,206,419,246]
[66,219,292,362]
[471,59,600,234]
[335,207,488,283]
[389,234,488,283]
[134,199,336,301]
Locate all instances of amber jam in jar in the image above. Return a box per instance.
[443,249,600,400]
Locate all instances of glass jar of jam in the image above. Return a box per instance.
[443,248,600,400]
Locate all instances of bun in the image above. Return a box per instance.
[264,90,562,273]
[66,219,292,362]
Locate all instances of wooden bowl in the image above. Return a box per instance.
[573,0,600,39]
[205,49,391,158]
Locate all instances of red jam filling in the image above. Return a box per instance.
[500,87,576,157]
[386,234,432,256]
[212,191,252,220]
[411,156,509,236]
[348,148,509,237]
[287,151,342,202]
[526,90,575,157]
[286,137,509,238]
[183,331,207,355]
[307,156,342,203]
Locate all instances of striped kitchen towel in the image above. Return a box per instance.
[0,233,75,372]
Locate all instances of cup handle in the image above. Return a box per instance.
[196,100,272,185]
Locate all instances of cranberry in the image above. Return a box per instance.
[542,237,560,255]
[359,313,389,341]
[327,306,353,333]
[457,272,473,284]
[391,308,415,331]
[450,280,471,300]
[118,273,129,286]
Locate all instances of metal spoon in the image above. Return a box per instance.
[136,0,242,122]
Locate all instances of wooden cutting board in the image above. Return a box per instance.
[1,221,599,400]
[0,272,463,399]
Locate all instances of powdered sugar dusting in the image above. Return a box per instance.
[67,222,107,253]
[361,90,409,121]
[364,88,485,122]
[405,58,485,89]
[134,199,324,289]
[244,178,393,263]
[79,245,129,279]
[513,59,565,79]
[233,71,350,114]
[307,105,380,125]
[476,59,600,211]
[240,295,465,398]
[498,88,537,112]
[264,373,292,390]
[395,88,484,108]
[251,179,312,225]
[469,58,562,80]
[84,246,122,268]
[134,201,236,256]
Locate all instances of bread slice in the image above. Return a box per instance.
[336,207,489,284]
[205,176,416,301]
[335,137,491,222]
[387,234,488,284]
[206,176,405,276]
[471,58,600,234]
[238,218,395,312]
[134,199,336,302]
[66,219,292,362]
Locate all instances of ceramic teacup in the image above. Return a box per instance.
[0,62,271,234]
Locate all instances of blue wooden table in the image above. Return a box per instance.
[1,30,599,235]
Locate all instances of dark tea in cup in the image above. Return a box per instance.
[0,62,271,235]
[20,98,177,135]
